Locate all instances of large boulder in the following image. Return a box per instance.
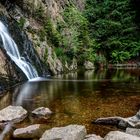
[40,125,87,140]
[104,131,140,140]
[13,124,45,139]
[0,106,27,123]
[126,128,140,137]
[84,134,103,140]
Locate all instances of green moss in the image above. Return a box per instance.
[33,6,46,22]
[17,17,26,29]
[38,29,46,42]
[43,48,48,62]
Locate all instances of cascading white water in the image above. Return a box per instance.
[0,21,38,80]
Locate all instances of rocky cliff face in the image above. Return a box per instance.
[0,0,85,78]
[0,3,25,88]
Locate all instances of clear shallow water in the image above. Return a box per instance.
[1,69,140,138]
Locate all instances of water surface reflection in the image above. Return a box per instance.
[1,69,140,137]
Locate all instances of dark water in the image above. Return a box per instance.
[1,68,140,138]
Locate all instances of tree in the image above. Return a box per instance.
[85,0,140,63]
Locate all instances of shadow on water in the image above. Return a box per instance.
[1,68,140,139]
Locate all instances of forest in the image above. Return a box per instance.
[47,0,140,65]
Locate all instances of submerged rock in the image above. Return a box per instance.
[94,115,140,129]
[93,117,121,125]
[32,107,52,118]
[40,124,87,140]
[84,134,103,140]
[0,105,27,123]
[13,124,45,139]
[104,131,140,140]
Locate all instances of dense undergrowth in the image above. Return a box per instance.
[7,0,140,65]
[85,0,140,64]
[42,0,140,65]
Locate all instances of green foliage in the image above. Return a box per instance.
[85,0,140,63]
[39,0,140,65]
[43,48,48,62]
[111,51,131,63]
[55,6,95,63]
[82,48,96,62]
[33,6,46,22]
[54,47,64,57]
[18,17,26,29]
[38,29,46,42]
[43,19,62,47]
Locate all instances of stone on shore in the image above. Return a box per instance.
[40,125,87,140]
[104,131,140,140]
[0,106,27,123]
[84,134,103,140]
[32,107,52,118]
[126,128,140,137]
[13,124,44,139]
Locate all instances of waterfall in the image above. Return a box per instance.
[0,21,38,80]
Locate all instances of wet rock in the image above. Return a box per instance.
[69,59,77,70]
[93,116,131,129]
[0,48,23,81]
[32,107,52,118]
[94,115,140,129]
[126,128,140,137]
[93,117,121,125]
[104,131,140,140]
[13,124,44,139]
[0,122,9,130]
[84,134,103,140]
[84,61,94,70]
[93,107,140,131]
[136,110,140,118]
[135,122,140,128]
[40,124,87,140]
[0,106,27,123]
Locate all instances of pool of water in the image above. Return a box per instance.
[1,68,140,138]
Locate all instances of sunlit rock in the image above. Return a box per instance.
[84,61,94,70]
[84,134,103,140]
[104,131,140,140]
[0,105,27,123]
[69,59,77,70]
[13,124,45,139]
[126,128,140,137]
[47,47,63,75]
[32,107,52,118]
[40,125,87,140]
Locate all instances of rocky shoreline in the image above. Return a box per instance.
[0,105,140,140]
